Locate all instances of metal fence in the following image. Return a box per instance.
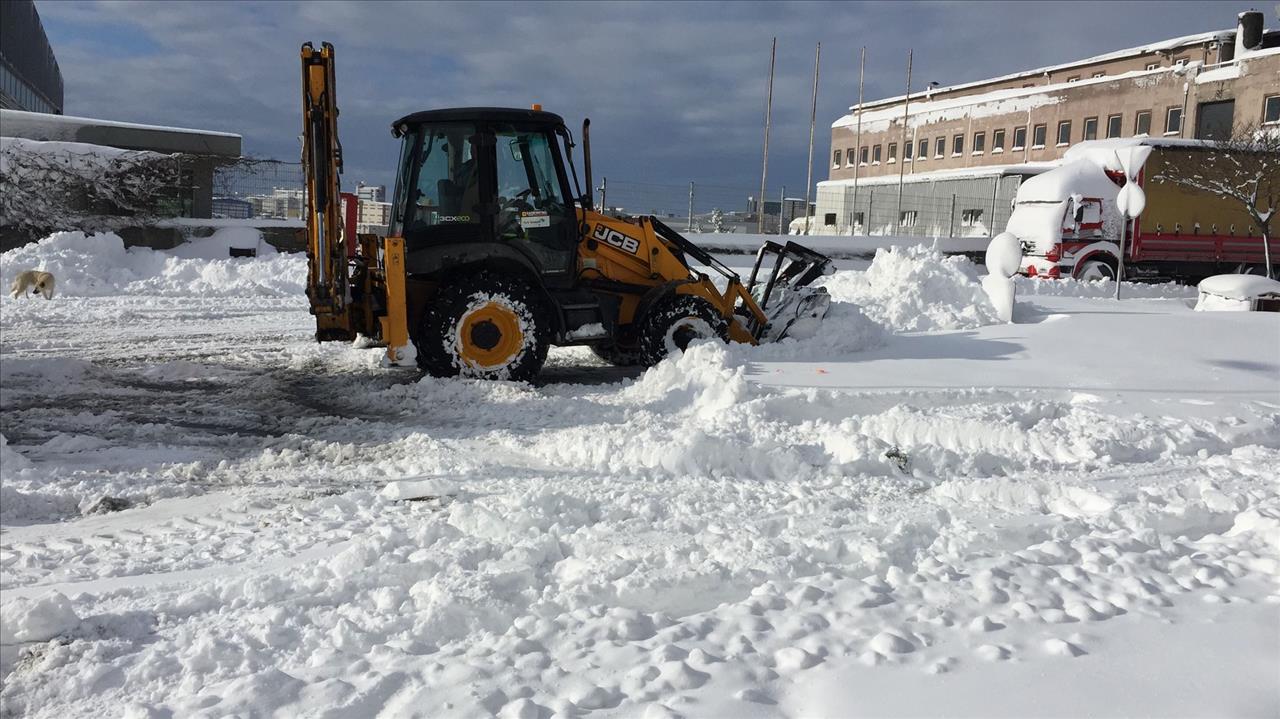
[204,159,1028,239]
[595,178,796,234]
[211,159,305,220]
[811,174,1027,238]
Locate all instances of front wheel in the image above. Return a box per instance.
[416,272,550,381]
[1076,259,1116,282]
[637,294,728,366]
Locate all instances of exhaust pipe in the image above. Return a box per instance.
[582,118,593,211]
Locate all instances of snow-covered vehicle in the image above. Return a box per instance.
[1007,139,1275,282]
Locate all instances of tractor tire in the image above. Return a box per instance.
[1076,259,1116,282]
[636,293,728,366]
[415,272,550,381]
[589,342,643,367]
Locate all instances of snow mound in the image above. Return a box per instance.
[623,341,752,418]
[819,244,1000,331]
[0,433,31,475]
[168,227,278,260]
[0,231,304,298]
[0,591,80,644]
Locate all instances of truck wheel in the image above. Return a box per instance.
[590,342,643,367]
[637,294,728,366]
[416,272,549,381]
[1076,259,1116,282]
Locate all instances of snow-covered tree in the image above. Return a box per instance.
[0,138,192,236]
[1155,126,1279,278]
[709,207,726,233]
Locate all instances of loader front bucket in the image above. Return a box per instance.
[747,240,835,342]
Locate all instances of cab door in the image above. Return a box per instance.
[490,123,579,285]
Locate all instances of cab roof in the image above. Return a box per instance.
[391,107,566,135]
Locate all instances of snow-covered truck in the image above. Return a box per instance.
[1007,139,1274,282]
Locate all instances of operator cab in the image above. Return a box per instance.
[388,108,583,285]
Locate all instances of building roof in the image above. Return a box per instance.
[0,109,241,156]
[833,59,1205,132]
[848,28,1238,114]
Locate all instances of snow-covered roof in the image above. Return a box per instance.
[0,109,241,157]
[834,64,1194,132]
[846,28,1237,115]
[818,162,1054,188]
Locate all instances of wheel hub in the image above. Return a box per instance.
[458,301,525,369]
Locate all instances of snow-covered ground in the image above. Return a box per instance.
[2,233,1278,718]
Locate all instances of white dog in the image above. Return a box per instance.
[9,271,56,300]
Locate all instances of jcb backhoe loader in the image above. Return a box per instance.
[302,42,833,381]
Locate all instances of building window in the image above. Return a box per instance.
[972,131,985,153]
[935,137,946,158]
[1264,95,1280,124]
[1135,110,1152,135]
[961,209,984,227]
[1067,76,1080,83]
[888,142,898,163]
[824,213,837,226]
[1083,116,1098,141]
[1165,106,1183,134]
[904,141,913,160]
[1174,57,1188,67]
[918,138,929,160]
[833,150,842,168]
[1106,114,1123,138]
[1032,124,1047,148]
[1057,120,1072,146]
[992,129,1006,152]
[1091,72,1105,78]
[1013,126,1027,150]
[952,134,964,156]
[1145,62,1159,71]
[899,210,918,228]
[860,146,869,165]
[873,145,882,164]
[852,211,865,229]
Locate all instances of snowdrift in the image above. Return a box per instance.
[820,244,1000,332]
[0,230,304,298]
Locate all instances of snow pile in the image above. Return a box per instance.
[167,227,277,259]
[0,591,81,644]
[820,244,1000,331]
[0,433,31,475]
[0,231,304,298]
[1014,275,1194,299]
[1196,274,1280,311]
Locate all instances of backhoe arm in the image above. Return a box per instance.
[301,42,350,336]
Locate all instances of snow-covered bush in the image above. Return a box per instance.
[0,138,194,235]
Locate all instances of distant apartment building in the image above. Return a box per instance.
[355,182,386,203]
[816,10,1279,236]
[0,0,63,114]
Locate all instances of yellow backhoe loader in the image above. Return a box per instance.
[302,42,833,381]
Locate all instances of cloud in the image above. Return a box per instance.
[37,0,1240,211]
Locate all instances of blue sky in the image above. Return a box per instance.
[38,1,1248,210]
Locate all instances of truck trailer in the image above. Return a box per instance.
[1009,139,1276,283]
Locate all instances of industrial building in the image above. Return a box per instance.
[816,10,1279,236]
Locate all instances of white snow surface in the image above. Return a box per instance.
[0,231,301,298]
[1,233,1278,718]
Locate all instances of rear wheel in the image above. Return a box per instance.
[416,272,549,381]
[637,293,728,366]
[1076,259,1116,282]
